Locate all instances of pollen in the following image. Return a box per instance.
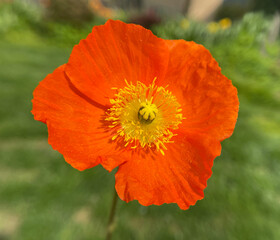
[105,78,183,154]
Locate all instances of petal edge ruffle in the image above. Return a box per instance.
[32,65,127,171]
[115,131,221,210]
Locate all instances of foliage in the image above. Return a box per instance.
[152,13,271,49]
[0,0,42,34]
[0,1,106,47]
[0,3,19,34]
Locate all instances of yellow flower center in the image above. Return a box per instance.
[138,101,158,124]
[105,79,183,155]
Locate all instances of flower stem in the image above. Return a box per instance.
[106,188,118,240]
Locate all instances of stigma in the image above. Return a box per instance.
[138,101,158,124]
[105,78,183,155]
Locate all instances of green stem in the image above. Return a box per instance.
[106,188,118,240]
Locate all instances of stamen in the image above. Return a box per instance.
[106,79,183,154]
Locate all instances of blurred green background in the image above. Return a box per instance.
[0,0,280,239]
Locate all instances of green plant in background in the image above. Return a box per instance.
[0,0,106,47]
[0,3,19,34]
[0,0,42,33]
[152,12,272,50]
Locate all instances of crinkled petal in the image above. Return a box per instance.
[32,65,127,171]
[65,20,170,105]
[162,40,239,141]
[115,131,221,210]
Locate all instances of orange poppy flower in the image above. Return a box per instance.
[32,20,239,210]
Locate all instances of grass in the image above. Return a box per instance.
[0,19,280,240]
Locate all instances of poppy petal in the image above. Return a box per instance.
[65,20,170,105]
[115,131,221,210]
[162,40,239,141]
[32,65,127,171]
